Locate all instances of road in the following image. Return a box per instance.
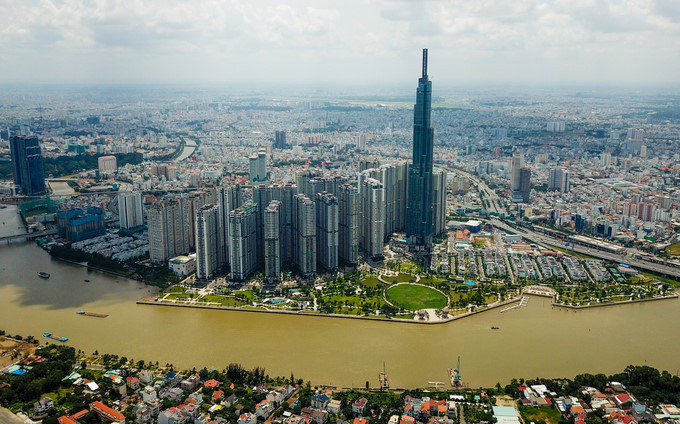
[449,167,504,215]
[490,219,680,279]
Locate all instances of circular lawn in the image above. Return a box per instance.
[385,284,448,311]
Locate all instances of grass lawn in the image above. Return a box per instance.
[361,276,382,288]
[386,284,448,310]
[201,295,248,307]
[383,273,416,284]
[519,406,562,424]
[165,286,185,293]
[666,242,680,256]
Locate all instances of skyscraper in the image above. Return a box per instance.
[249,150,267,182]
[9,135,45,196]
[316,192,339,271]
[406,49,435,247]
[432,169,447,235]
[274,131,287,149]
[359,176,385,260]
[292,194,316,278]
[217,184,243,269]
[338,184,359,265]
[148,196,189,264]
[117,192,144,230]
[195,204,221,281]
[229,202,258,281]
[548,168,570,193]
[264,200,281,284]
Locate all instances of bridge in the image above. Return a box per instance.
[0,229,58,245]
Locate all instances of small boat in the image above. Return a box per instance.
[38,272,50,278]
[43,333,68,342]
[84,279,90,282]
[76,311,109,318]
[491,326,500,330]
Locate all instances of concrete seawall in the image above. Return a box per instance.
[136,295,522,325]
[552,294,678,309]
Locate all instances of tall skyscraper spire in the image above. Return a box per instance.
[406,48,435,248]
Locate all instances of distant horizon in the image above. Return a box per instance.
[1,1,679,89]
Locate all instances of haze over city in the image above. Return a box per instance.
[1,0,680,86]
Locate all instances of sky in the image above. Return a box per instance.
[1,0,679,86]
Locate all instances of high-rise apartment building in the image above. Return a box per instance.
[517,167,531,203]
[249,150,267,182]
[406,49,435,247]
[274,131,287,149]
[253,183,298,267]
[229,202,257,281]
[195,204,221,281]
[9,135,45,196]
[338,184,359,265]
[359,177,385,259]
[148,196,189,264]
[292,194,316,278]
[548,168,570,193]
[264,200,281,283]
[432,169,447,235]
[509,153,523,192]
[98,155,117,173]
[117,191,144,229]
[217,184,243,269]
[316,192,339,271]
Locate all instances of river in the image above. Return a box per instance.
[1,241,679,388]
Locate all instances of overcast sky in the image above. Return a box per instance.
[1,0,679,86]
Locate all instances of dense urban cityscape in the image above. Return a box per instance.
[2,36,680,424]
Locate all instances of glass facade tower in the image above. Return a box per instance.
[406,49,435,248]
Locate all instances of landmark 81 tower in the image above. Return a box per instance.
[406,49,435,248]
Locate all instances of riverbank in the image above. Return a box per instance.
[136,295,522,325]
[552,294,679,309]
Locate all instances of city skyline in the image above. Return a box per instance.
[1,0,679,86]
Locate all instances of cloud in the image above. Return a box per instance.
[0,0,677,84]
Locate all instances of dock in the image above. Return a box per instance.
[500,296,528,313]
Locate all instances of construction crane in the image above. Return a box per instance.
[379,362,389,391]
[448,356,462,387]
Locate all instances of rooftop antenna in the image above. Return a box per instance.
[422,48,428,78]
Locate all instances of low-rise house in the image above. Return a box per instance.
[142,386,157,403]
[204,379,223,389]
[34,396,54,416]
[127,376,140,390]
[225,394,239,407]
[400,415,416,424]
[180,374,202,392]
[428,417,454,424]
[213,390,225,402]
[657,404,680,421]
[312,394,331,410]
[614,394,636,408]
[90,401,126,424]
[134,404,154,423]
[138,369,154,384]
[238,412,257,424]
[268,390,286,407]
[158,407,188,424]
[327,399,342,414]
[354,418,369,424]
[630,402,655,422]
[160,387,184,401]
[256,400,274,418]
[187,392,204,406]
[610,411,637,424]
[352,398,368,415]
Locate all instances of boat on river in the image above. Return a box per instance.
[43,332,68,342]
[76,311,108,318]
[37,271,50,278]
